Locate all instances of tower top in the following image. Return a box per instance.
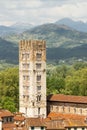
[20,39,46,43]
[19,39,46,51]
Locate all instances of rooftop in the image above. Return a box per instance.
[26,117,46,127]
[45,112,87,129]
[47,94,87,104]
[14,112,25,121]
[0,109,13,118]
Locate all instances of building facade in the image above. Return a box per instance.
[19,40,46,118]
[47,94,87,116]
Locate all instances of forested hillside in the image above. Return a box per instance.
[0,23,87,68]
[0,37,18,66]
[4,23,87,48]
[0,39,87,67]
[47,44,87,61]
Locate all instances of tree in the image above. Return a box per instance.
[1,96,17,112]
[47,65,66,95]
[0,67,19,111]
[64,68,87,96]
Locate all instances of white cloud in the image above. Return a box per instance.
[0,0,87,25]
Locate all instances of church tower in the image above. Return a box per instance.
[19,40,46,118]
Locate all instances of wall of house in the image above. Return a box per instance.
[47,101,87,115]
[29,126,45,130]
[0,120,2,130]
[66,128,87,130]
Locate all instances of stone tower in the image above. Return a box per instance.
[19,40,46,118]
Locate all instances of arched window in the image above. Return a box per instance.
[37,95,41,102]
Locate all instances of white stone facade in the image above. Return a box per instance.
[19,40,46,118]
[29,127,45,130]
[66,128,87,130]
[0,120,2,130]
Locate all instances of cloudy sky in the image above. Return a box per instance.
[0,0,87,26]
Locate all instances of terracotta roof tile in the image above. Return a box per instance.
[48,112,86,120]
[45,119,65,129]
[65,119,87,127]
[0,109,13,118]
[26,117,46,127]
[14,115,25,121]
[2,123,16,129]
[45,112,87,129]
[3,123,26,130]
[47,94,87,104]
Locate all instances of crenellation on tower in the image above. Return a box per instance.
[19,39,46,118]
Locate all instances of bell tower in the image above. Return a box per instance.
[19,40,46,118]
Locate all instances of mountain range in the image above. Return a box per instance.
[0,22,34,37]
[1,18,87,37]
[0,18,87,66]
[55,18,87,33]
[3,23,87,48]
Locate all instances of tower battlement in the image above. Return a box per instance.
[19,40,46,50]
